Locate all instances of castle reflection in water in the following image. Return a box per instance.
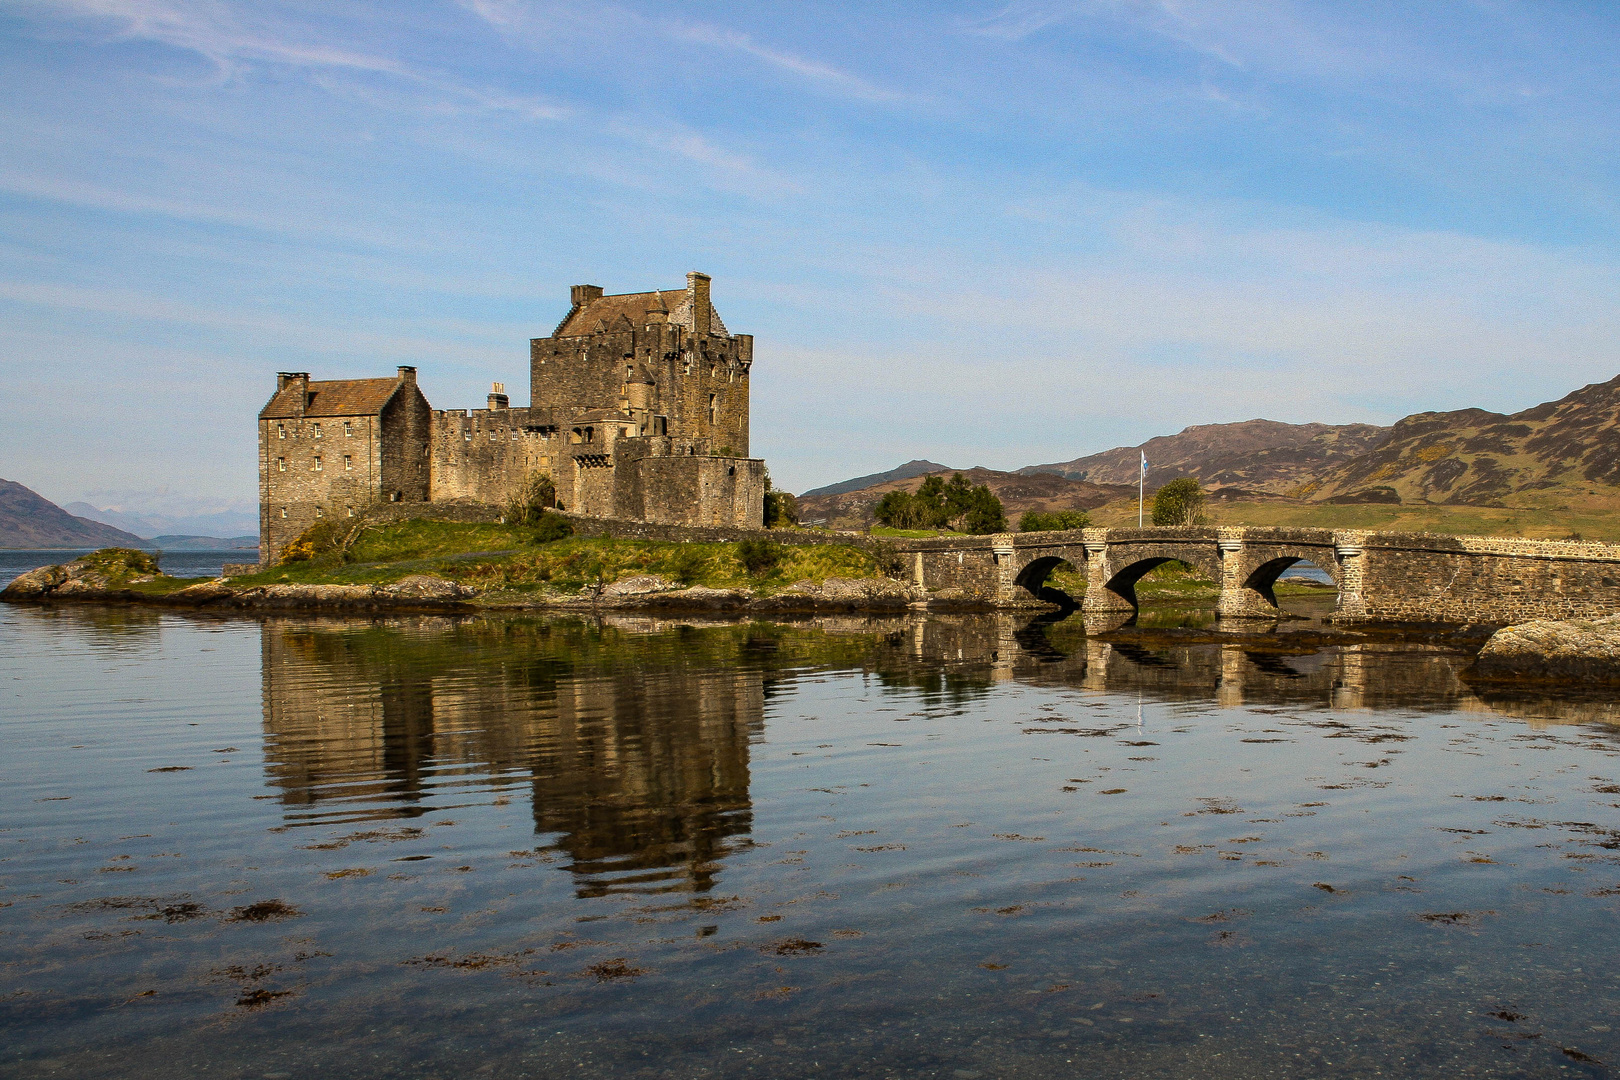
[256,609,1608,898]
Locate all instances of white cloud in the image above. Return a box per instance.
[663,22,915,105]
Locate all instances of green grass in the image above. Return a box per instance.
[224,520,886,599]
[869,526,966,539]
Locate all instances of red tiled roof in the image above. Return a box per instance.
[259,377,402,419]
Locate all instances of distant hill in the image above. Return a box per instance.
[0,479,146,549]
[799,459,955,500]
[149,534,259,550]
[1304,374,1620,509]
[1020,420,1392,494]
[63,501,258,539]
[798,466,1132,531]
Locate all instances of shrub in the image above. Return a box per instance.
[530,511,574,543]
[278,520,350,565]
[505,471,557,526]
[735,538,783,576]
[1151,478,1206,527]
[1019,510,1091,533]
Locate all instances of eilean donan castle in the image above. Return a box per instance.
[257,273,765,563]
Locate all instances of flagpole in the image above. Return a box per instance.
[1138,453,1145,528]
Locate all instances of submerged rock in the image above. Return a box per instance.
[1471,613,1620,683]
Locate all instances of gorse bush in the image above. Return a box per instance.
[873,473,1007,534]
[1018,509,1091,532]
[1152,478,1207,527]
[278,520,352,566]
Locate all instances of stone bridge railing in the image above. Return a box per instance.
[888,526,1620,624]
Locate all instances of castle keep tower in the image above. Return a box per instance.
[258,274,765,562]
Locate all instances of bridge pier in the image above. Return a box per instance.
[1214,530,1279,619]
[1080,536,1136,613]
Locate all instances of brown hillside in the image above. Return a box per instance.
[798,468,1132,531]
[1020,419,1391,494]
[0,478,146,549]
[1304,374,1620,509]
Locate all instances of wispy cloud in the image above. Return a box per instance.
[664,21,916,105]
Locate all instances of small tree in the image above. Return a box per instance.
[1151,478,1206,527]
[762,469,799,528]
[505,471,556,526]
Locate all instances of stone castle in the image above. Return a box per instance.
[258,272,765,563]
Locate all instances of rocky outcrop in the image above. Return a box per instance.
[752,577,926,613]
[1,564,69,598]
[1470,614,1620,683]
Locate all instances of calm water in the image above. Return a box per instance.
[3,600,1620,1079]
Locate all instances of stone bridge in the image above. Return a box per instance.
[890,526,1620,624]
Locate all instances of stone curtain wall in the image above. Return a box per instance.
[259,414,386,565]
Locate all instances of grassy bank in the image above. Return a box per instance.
[226,519,887,600]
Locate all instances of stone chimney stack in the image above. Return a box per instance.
[397,365,416,385]
[278,372,310,416]
[688,272,711,337]
[488,381,509,410]
[571,284,604,308]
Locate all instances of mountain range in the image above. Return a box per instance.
[1,480,257,549]
[799,374,1620,526]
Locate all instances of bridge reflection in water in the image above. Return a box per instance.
[257,611,1611,897]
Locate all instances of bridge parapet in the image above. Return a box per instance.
[886,525,1620,624]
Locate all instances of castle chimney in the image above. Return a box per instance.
[687,272,711,337]
[571,284,604,308]
[397,365,416,384]
[488,381,509,410]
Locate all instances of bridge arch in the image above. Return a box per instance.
[1013,554,1082,606]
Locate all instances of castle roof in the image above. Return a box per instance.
[553,288,728,338]
[260,377,402,419]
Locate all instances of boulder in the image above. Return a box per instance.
[759,576,924,612]
[1471,614,1620,683]
[382,575,472,601]
[601,574,676,598]
[1,563,68,599]
[173,579,238,603]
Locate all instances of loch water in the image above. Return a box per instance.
[3,599,1620,1079]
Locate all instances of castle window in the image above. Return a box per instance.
[277,457,286,472]
[313,422,322,438]
[315,506,323,518]
[281,507,288,519]
[344,421,352,437]
[277,423,286,439]
[313,456,323,471]
[683,353,691,376]
[626,365,633,382]
[343,455,352,471]
[464,429,471,441]
[511,429,518,440]
[709,394,717,424]
[654,416,668,436]
[347,506,354,518]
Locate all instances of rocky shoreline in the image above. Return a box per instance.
[0,558,1014,615]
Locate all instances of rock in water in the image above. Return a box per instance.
[1,563,68,598]
[1471,613,1620,683]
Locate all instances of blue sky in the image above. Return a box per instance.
[3,0,1619,516]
